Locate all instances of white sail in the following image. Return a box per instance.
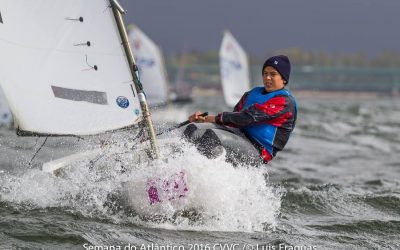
[128,25,169,106]
[0,85,12,125]
[219,30,251,107]
[0,0,141,135]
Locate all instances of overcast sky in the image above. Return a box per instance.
[119,0,400,58]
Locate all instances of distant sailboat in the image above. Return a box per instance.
[0,85,12,126]
[0,0,159,152]
[171,57,193,103]
[128,25,169,107]
[219,30,251,107]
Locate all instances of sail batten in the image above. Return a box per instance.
[219,31,251,107]
[0,0,142,135]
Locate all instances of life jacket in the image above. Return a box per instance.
[242,87,297,160]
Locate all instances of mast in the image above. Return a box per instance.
[109,0,160,159]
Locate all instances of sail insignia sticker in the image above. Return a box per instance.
[52,86,108,105]
[116,96,129,109]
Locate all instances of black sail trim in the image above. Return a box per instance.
[16,124,138,138]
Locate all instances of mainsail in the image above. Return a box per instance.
[0,0,142,136]
[219,30,251,107]
[128,25,169,106]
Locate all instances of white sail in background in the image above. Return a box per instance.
[0,85,12,125]
[219,30,251,107]
[0,0,142,135]
[128,25,169,106]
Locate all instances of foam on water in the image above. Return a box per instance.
[0,137,281,232]
[126,143,281,231]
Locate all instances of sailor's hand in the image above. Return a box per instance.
[189,111,206,123]
[204,115,216,123]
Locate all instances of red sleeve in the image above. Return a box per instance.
[254,96,286,115]
[254,96,294,127]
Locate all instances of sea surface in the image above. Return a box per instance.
[0,94,399,250]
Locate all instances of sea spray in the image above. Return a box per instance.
[120,139,281,232]
[0,137,281,232]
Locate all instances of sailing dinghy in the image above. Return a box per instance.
[219,30,251,107]
[0,0,191,206]
[128,25,170,107]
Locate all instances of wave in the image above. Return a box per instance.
[308,219,400,235]
[0,137,282,233]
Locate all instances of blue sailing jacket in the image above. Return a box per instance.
[242,87,297,157]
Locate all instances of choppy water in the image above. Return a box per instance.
[0,94,399,250]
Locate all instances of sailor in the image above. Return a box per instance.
[184,55,297,166]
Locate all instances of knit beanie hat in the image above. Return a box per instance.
[262,55,291,84]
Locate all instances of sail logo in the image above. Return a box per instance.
[226,42,233,52]
[116,96,129,109]
[221,58,242,78]
[222,58,242,70]
[226,42,240,57]
[132,39,141,50]
[229,60,242,70]
[136,57,156,70]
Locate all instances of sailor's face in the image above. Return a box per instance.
[262,66,285,92]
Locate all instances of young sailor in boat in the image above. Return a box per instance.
[184,55,297,166]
